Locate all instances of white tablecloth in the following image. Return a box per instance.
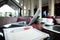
[3,26,49,40]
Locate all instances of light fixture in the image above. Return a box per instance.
[15,0,19,3]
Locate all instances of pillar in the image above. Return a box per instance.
[30,0,34,16]
[22,0,24,16]
[28,0,31,16]
[19,0,22,16]
[48,0,55,16]
[26,0,29,16]
[23,0,26,16]
[39,0,42,18]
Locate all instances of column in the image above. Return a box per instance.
[48,0,55,16]
[30,0,34,16]
[24,0,26,16]
[22,0,24,16]
[28,0,31,16]
[19,0,22,16]
[26,0,29,16]
[39,0,42,18]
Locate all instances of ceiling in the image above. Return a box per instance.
[0,0,8,7]
[7,0,20,10]
[0,0,60,10]
[42,0,48,5]
[20,0,48,9]
[0,0,3,2]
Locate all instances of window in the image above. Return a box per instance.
[0,4,19,17]
[0,12,2,16]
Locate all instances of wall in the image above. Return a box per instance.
[0,17,18,26]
